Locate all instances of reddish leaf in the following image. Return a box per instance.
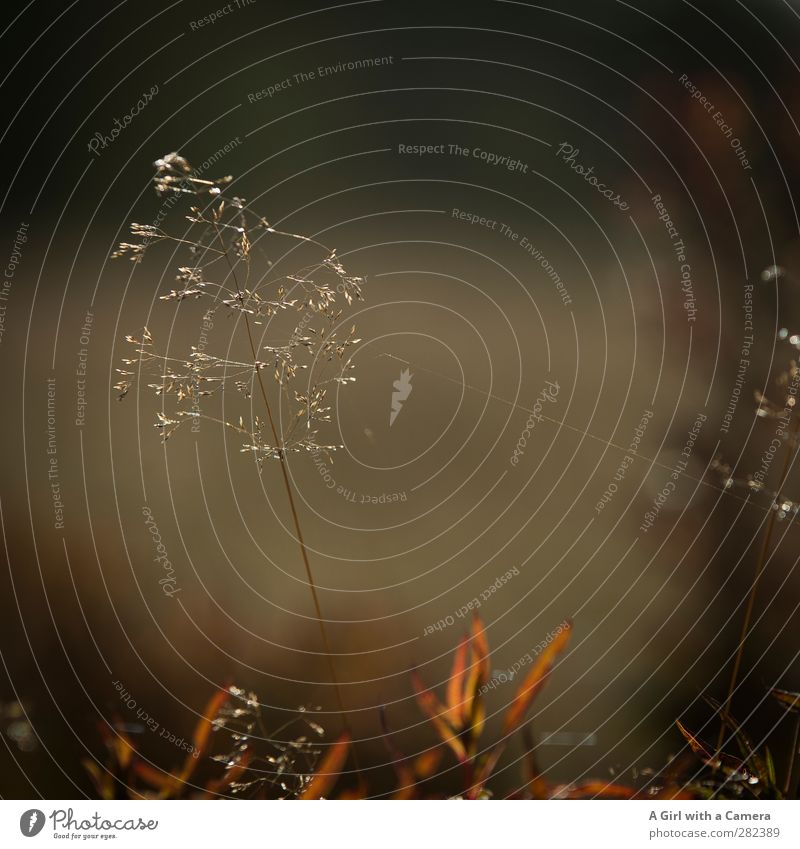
[705,698,771,786]
[178,687,230,784]
[460,744,499,798]
[414,746,443,779]
[566,781,636,799]
[203,750,252,797]
[338,787,367,799]
[445,634,469,727]
[191,687,230,759]
[411,670,467,763]
[131,760,174,791]
[83,759,115,800]
[502,621,572,735]
[675,719,714,761]
[772,688,800,714]
[99,720,135,770]
[300,731,351,799]
[463,615,490,725]
[521,726,549,799]
[675,720,755,783]
[378,707,417,799]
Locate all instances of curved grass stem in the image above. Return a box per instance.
[211,223,360,777]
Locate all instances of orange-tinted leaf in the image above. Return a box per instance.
[566,781,636,799]
[521,726,549,799]
[414,746,443,779]
[675,720,755,782]
[462,615,491,753]
[378,706,416,797]
[463,614,490,725]
[445,634,469,726]
[203,750,252,796]
[389,762,418,800]
[705,699,770,785]
[338,787,367,799]
[466,699,486,760]
[191,687,230,758]
[300,731,351,799]
[501,620,572,735]
[178,686,230,784]
[772,688,800,713]
[83,759,115,800]
[131,760,174,791]
[411,671,467,763]
[101,721,135,770]
[675,719,713,761]
[469,743,504,796]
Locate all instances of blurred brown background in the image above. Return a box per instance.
[2,0,800,798]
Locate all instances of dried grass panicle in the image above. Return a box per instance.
[709,335,800,517]
[212,686,326,799]
[114,153,363,771]
[114,152,364,465]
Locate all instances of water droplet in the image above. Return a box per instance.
[761,265,785,282]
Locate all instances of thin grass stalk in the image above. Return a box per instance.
[211,222,359,775]
[785,713,800,797]
[718,415,800,752]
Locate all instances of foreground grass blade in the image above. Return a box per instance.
[566,781,636,799]
[445,634,470,726]
[771,688,800,713]
[300,731,351,799]
[675,720,756,784]
[521,726,549,799]
[411,671,467,763]
[705,698,771,787]
[502,621,572,735]
[464,614,490,731]
[178,687,231,785]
